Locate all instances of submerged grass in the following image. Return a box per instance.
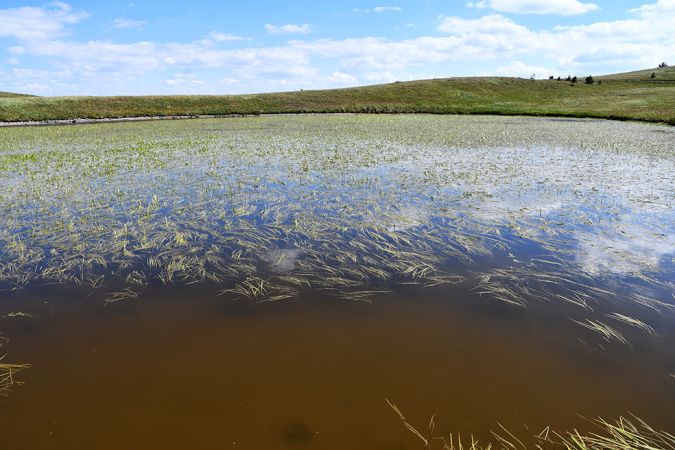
[0,336,29,397]
[571,319,629,346]
[387,400,675,450]
[0,115,673,350]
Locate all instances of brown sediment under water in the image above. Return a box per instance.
[0,290,675,450]
[0,115,674,448]
[1,288,674,449]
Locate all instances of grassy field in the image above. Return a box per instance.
[0,66,674,124]
[0,92,34,98]
[598,65,675,81]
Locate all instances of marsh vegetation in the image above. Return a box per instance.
[0,115,673,448]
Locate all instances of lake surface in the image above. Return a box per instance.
[0,115,673,449]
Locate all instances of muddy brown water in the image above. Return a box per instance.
[1,288,674,450]
[1,116,674,449]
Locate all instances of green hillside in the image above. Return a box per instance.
[1,67,673,124]
[598,65,675,81]
[0,91,34,98]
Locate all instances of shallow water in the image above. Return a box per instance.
[1,289,674,449]
[0,115,674,448]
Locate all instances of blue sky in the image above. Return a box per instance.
[0,0,673,95]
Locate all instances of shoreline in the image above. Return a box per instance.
[0,113,261,128]
[1,111,673,128]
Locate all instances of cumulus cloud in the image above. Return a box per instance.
[0,2,88,41]
[438,13,531,35]
[354,6,402,14]
[208,32,249,42]
[495,61,556,78]
[111,18,146,30]
[467,0,599,16]
[630,0,675,18]
[264,23,312,34]
[162,75,204,87]
[374,6,402,13]
[437,3,675,69]
[326,71,358,84]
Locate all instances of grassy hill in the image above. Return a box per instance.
[1,67,673,124]
[0,91,34,98]
[598,65,675,81]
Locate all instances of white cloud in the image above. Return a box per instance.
[326,71,358,84]
[0,2,88,41]
[265,23,312,34]
[354,6,402,13]
[292,36,457,71]
[495,61,556,78]
[111,18,146,30]
[630,0,675,18]
[162,74,204,86]
[438,13,531,35]
[467,0,599,16]
[374,6,402,13]
[436,4,675,70]
[208,32,249,42]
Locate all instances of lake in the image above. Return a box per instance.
[1,115,673,449]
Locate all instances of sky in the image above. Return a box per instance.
[0,0,673,96]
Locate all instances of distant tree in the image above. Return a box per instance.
[585,75,594,84]
[598,80,602,85]
[658,62,668,68]
[651,72,656,78]
[557,76,561,81]
[566,75,571,81]
[571,76,577,83]
[530,73,536,80]
[549,75,554,80]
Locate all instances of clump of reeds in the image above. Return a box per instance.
[387,399,675,450]
[0,337,30,398]
[549,416,675,450]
